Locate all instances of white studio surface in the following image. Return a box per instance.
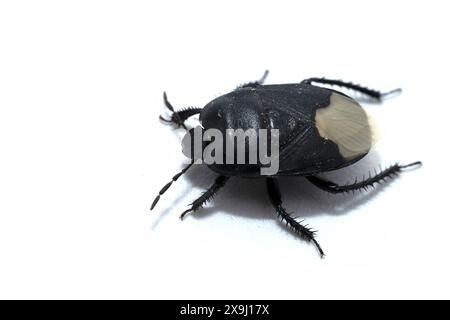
[0,1,448,299]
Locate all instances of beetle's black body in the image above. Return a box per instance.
[201,83,366,177]
[152,72,421,257]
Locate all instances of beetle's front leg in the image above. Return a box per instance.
[160,92,202,130]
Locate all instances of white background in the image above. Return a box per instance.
[0,1,448,299]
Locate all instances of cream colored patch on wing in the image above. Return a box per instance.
[315,93,374,160]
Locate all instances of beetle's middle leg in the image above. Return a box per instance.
[302,77,402,101]
[180,175,230,220]
[266,178,325,257]
[160,92,202,130]
[306,161,422,194]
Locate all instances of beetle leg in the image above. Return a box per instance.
[237,70,269,89]
[180,175,230,220]
[266,178,325,257]
[302,77,402,101]
[306,161,422,194]
[160,92,202,130]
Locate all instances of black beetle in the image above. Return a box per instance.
[151,71,421,257]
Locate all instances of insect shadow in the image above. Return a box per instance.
[152,150,397,230]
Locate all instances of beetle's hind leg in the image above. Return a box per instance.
[180,175,230,220]
[160,92,202,130]
[237,70,269,89]
[266,178,325,257]
[302,77,402,101]
[306,161,422,194]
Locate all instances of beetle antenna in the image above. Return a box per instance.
[150,162,193,211]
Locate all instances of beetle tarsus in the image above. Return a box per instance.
[161,92,187,129]
[303,77,400,101]
[160,92,202,130]
[400,161,423,170]
[381,87,402,99]
[266,178,325,258]
[179,175,230,220]
[159,115,172,123]
[180,209,191,220]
